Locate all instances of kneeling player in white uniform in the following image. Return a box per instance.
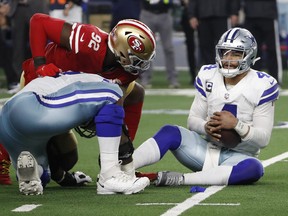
[133,28,279,186]
[0,72,149,195]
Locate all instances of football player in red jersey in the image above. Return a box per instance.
[20,13,156,183]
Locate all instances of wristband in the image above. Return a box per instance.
[34,57,46,68]
[234,120,250,137]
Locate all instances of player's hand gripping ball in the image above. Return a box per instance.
[220,129,241,148]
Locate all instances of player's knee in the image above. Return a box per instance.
[95,104,124,137]
[60,149,78,171]
[228,158,264,185]
[153,125,182,157]
[95,104,124,125]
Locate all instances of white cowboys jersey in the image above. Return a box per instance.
[191,64,279,156]
[195,64,278,119]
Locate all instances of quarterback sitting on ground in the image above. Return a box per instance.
[134,27,279,186]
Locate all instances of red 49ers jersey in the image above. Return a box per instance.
[45,23,137,86]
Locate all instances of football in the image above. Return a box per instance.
[220,129,241,148]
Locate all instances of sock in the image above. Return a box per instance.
[98,137,121,174]
[133,138,161,169]
[121,161,135,176]
[0,144,10,161]
[95,104,124,177]
[183,166,233,185]
[40,169,51,187]
[124,101,143,141]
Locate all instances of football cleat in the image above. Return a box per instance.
[155,171,184,186]
[135,171,157,183]
[17,151,43,195]
[97,171,150,195]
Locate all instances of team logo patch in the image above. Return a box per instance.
[127,36,144,53]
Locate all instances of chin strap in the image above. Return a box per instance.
[252,57,261,65]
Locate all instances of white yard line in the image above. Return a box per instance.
[159,152,288,216]
[12,204,42,212]
[136,202,240,206]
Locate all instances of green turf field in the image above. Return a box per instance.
[1,70,288,215]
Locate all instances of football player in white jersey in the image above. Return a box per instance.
[0,72,149,195]
[133,27,279,186]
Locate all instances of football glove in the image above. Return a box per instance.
[36,63,61,77]
[72,171,92,186]
[58,171,92,187]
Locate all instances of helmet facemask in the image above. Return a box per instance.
[216,48,248,78]
[121,50,156,75]
[215,28,259,78]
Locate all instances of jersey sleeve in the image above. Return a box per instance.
[69,23,108,55]
[30,13,65,58]
[194,64,218,99]
[187,93,208,135]
[257,80,279,106]
[245,70,279,107]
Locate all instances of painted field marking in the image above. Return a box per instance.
[197,203,240,206]
[159,151,288,216]
[136,202,240,206]
[12,204,42,212]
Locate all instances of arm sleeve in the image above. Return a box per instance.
[242,101,275,149]
[187,92,208,135]
[30,13,66,58]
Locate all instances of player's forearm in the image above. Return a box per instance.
[242,126,272,149]
[30,13,65,60]
[187,94,208,135]
[187,115,207,135]
[241,103,274,148]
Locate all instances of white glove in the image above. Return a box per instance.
[72,171,92,185]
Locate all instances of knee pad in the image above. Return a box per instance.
[153,125,182,158]
[228,158,264,185]
[95,104,124,137]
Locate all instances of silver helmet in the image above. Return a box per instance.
[215,27,258,78]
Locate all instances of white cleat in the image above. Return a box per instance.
[97,171,150,195]
[17,151,43,195]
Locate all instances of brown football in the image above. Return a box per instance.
[220,129,241,148]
